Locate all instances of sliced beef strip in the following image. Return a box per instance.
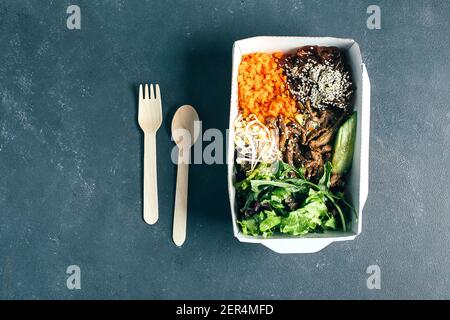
[321,144,332,154]
[309,111,347,148]
[285,138,296,167]
[304,148,324,179]
[278,116,288,153]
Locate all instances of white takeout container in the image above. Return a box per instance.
[227,37,370,254]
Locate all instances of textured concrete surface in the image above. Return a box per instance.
[0,0,449,299]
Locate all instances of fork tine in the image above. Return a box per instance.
[155,84,161,100]
[139,84,143,100]
[150,84,155,99]
[155,84,162,117]
[144,84,149,99]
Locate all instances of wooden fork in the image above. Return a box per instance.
[138,84,162,224]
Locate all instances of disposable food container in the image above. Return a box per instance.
[227,36,371,253]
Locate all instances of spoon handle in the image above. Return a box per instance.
[143,132,159,224]
[173,148,189,246]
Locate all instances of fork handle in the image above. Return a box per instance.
[143,132,158,224]
[173,148,189,246]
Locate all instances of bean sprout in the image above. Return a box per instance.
[234,114,280,170]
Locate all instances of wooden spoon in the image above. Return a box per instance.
[171,105,200,246]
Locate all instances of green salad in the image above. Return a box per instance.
[236,161,355,237]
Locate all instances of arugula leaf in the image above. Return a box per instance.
[318,161,332,190]
[242,192,255,211]
[251,180,302,194]
[276,161,304,179]
[270,187,291,202]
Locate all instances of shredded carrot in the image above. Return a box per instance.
[238,52,297,123]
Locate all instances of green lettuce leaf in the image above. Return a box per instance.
[239,210,281,237]
[280,190,328,235]
[324,216,337,230]
[238,217,259,236]
[259,210,282,233]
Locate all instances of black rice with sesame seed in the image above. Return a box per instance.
[279,46,354,110]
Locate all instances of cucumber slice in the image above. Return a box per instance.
[331,112,357,175]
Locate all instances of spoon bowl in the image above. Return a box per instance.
[171,105,200,148]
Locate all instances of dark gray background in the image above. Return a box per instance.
[0,0,449,299]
